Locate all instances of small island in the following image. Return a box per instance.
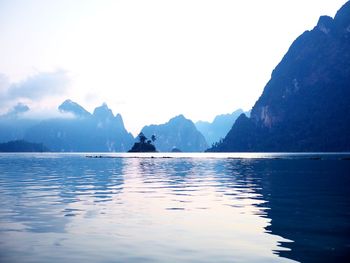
[128,132,157,152]
[171,147,182,152]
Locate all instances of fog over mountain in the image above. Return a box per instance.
[24,100,134,152]
[0,103,39,143]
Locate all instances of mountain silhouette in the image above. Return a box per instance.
[209,1,350,152]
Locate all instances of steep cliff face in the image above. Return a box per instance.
[209,1,350,152]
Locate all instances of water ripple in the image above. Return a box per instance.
[0,153,349,262]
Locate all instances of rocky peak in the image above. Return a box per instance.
[58,99,90,118]
[93,103,114,120]
[115,113,125,127]
[170,114,186,121]
[316,16,333,34]
[334,1,350,37]
[334,1,350,26]
[169,114,189,123]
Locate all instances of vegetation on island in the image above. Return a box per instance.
[128,132,157,152]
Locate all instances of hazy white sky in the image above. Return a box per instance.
[0,0,347,135]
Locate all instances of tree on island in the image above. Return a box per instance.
[138,132,147,144]
[151,135,156,143]
[128,133,157,152]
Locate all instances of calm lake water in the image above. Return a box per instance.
[0,153,349,263]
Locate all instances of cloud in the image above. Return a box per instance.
[0,73,10,96]
[6,70,70,101]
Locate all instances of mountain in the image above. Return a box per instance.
[141,115,208,152]
[209,1,350,152]
[93,103,114,120]
[24,101,134,152]
[0,140,48,152]
[59,99,91,118]
[195,109,244,146]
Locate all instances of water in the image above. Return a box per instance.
[0,153,349,263]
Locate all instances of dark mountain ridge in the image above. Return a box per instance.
[209,1,350,152]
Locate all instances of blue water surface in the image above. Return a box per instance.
[0,153,349,262]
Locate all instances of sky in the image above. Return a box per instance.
[0,0,347,135]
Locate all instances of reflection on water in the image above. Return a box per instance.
[0,153,349,262]
[255,159,350,262]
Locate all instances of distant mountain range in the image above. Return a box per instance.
[209,1,350,152]
[0,100,212,152]
[195,109,249,146]
[141,115,208,152]
[24,100,134,152]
